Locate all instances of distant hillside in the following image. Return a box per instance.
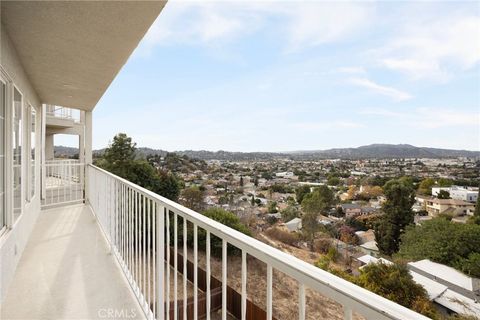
[292,144,480,160]
[54,143,480,161]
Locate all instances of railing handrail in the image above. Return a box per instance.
[46,159,81,164]
[87,164,429,320]
[46,106,80,122]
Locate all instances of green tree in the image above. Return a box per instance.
[418,178,435,195]
[281,205,300,221]
[438,178,453,187]
[295,185,311,204]
[99,133,136,177]
[374,178,415,255]
[302,212,320,251]
[180,186,204,212]
[327,176,341,186]
[301,185,335,215]
[239,175,244,187]
[397,217,480,277]
[267,201,278,213]
[355,263,438,318]
[437,189,450,199]
[98,133,180,201]
[199,208,251,256]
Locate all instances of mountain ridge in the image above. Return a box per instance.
[54,143,480,161]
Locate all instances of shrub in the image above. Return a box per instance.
[265,227,299,246]
[193,208,251,257]
[313,238,332,254]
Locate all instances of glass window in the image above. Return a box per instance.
[13,87,22,221]
[30,108,36,199]
[0,81,5,230]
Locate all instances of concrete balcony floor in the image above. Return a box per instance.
[0,205,145,319]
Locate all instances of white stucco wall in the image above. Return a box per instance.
[0,24,42,303]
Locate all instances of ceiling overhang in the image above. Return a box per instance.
[1,0,166,111]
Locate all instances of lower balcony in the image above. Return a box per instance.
[1,164,429,320]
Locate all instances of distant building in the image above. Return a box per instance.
[355,229,375,244]
[340,203,362,218]
[359,241,379,257]
[356,255,393,269]
[425,198,475,217]
[275,171,294,178]
[432,186,478,203]
[285,217,302,232]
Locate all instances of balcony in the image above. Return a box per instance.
[1,162,429,320]
[45,106,81,128]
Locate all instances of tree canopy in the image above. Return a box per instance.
[98,133,180,201]
[199,208,251,256]
[355,263,437,318]
[374,178,415,255]
[295,185,311,204]
[397,217,480,277]
[301,185,335,215]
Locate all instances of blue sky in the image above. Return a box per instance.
[86,1,479,152]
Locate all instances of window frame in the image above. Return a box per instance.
[12,83,24,223]
[29,105,36,201]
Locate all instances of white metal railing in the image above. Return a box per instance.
[46,105,80,122]
[42,160,84,207]
[87,164,429,320]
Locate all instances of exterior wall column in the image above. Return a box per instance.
[44,134,54,160]
[85,111,92,165]
[84,110,92,204]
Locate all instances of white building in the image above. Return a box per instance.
[275,171,294,178]
[408,260,480,317]
[285,217,302,232]
[432,186,478,203]
[0,3,429,320]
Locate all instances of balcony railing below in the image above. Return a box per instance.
[87,164,429,320]
[46,106,81,123]
[42,160,84,208]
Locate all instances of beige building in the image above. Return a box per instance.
[425,198,475,217]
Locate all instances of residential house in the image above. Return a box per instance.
[425,198,475,217]
[408,260,480,317]
[340,203,362,218]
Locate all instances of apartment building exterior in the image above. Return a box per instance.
[432,186,479,203]
[0,2,429,320]
[425,198,476,217]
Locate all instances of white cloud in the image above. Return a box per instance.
[359,107,480,129]
[378,13,480,81]
[359,107,403,117]
[337,66,366,75]
[281,2,374,51]
[290,120,365,132]
[349,77,412,101]
[139,1,374,53]
[414,108,480,129]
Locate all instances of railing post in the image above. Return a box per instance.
[156,202,165,320]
